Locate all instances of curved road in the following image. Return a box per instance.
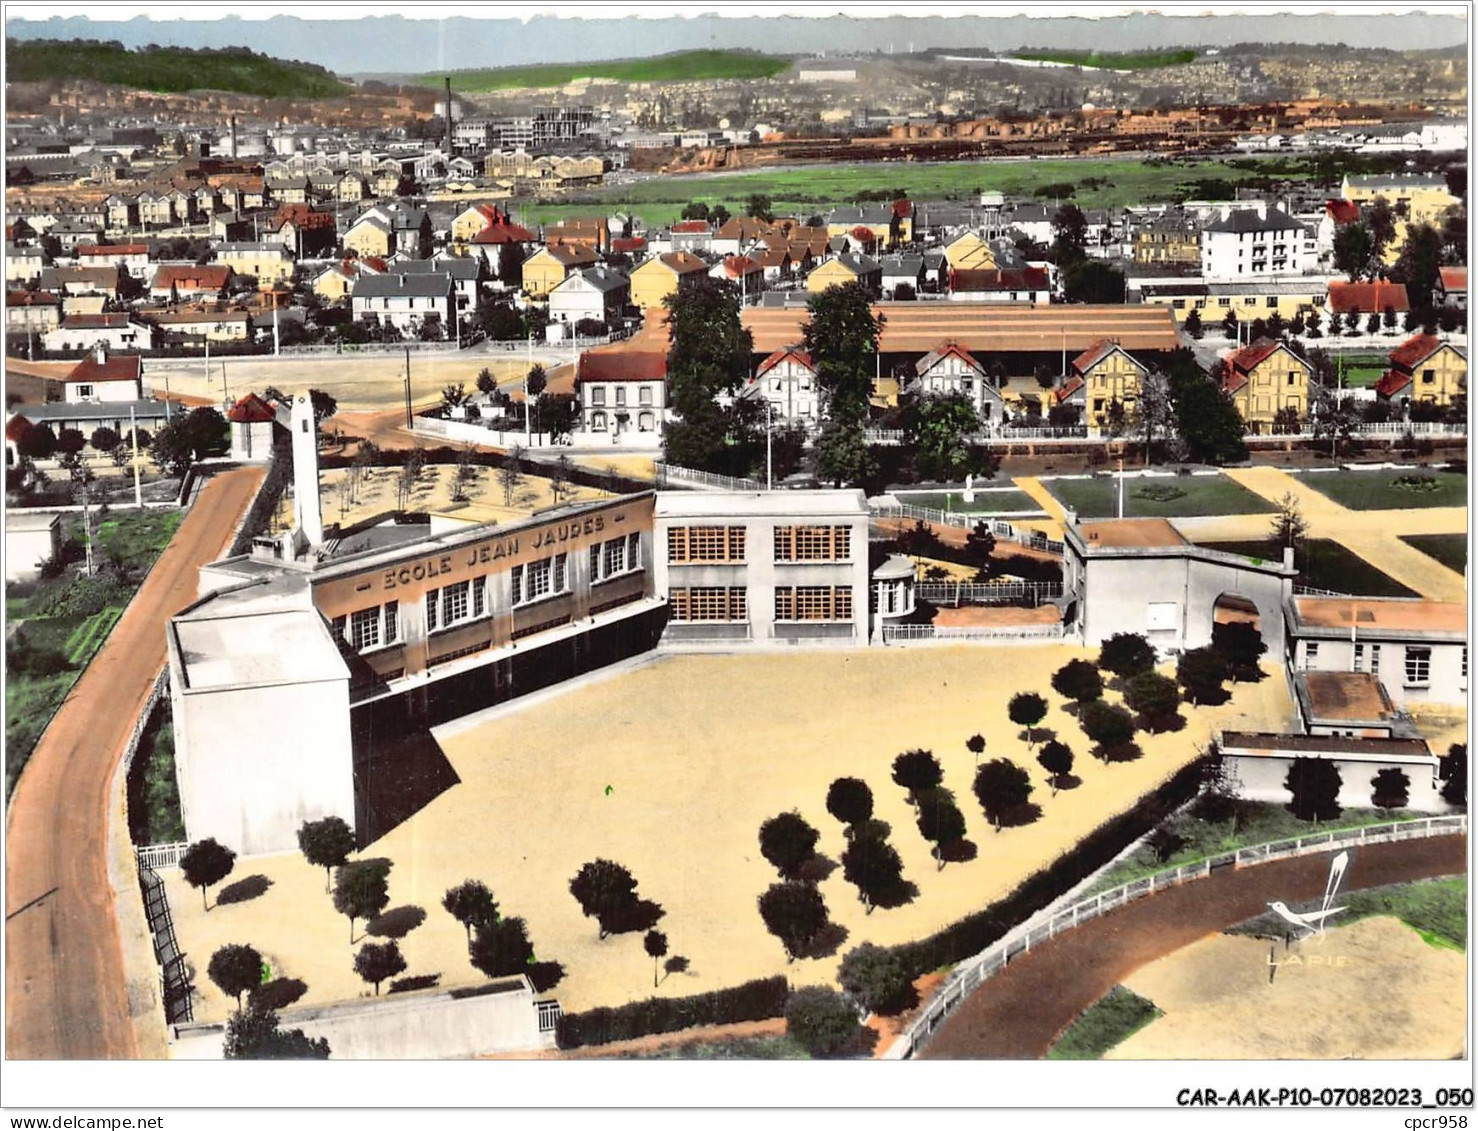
[6,466,264,1060]
[922,834,1466,1059]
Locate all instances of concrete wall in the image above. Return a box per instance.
[170,977,551,1059]
[5,523,59,581]
[1291,638,1468,709]
[1224,752,1451,813]
[173,676,356,857]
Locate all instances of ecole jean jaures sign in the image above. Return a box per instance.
[379,512,614,592]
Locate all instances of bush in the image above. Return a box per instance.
[573,317,607,338]
[758,811,820,879]
[1177,647,1230,705]
[555,975,789,1049]
[1079,700,1136,754]
[1051,658,1103,703]
[90,426,119,452]
[1122,671,1181,732]
[837,943,918,1016]
[1098,633,1156,677]
[784,986,861,1058]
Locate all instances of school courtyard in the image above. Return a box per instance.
[165,644,1295,1028]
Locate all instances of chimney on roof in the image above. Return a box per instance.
[94,344,106,365]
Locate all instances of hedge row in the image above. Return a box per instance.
[228,436,293,557]
[554,974,789,1050]
[890,756,1207,978]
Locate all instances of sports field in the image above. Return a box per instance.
[1195,538,1418,598]
[164,646,1293,1027]
[1046,474,1277,520]
[1400,533,1468,575]
[1293,468,1469,511]
[893,489,1042,514]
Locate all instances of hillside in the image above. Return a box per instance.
[5,39,350,99]
[422,49,790,92]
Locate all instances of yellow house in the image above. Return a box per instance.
[451,202,507,247]
[1376,334,1467,408]
[343,215,394,260]
[1342,173,1461,225]
[1061,339,1148,427]
[806,253,882,295]
[1222,337,1311,428]
[943,231,997,271]
[824,203,912,247]
[629,252,709,309]
[215,242,294,288]
[523,243,599,299]
[1141,280,1328,327]
[311,258,384,302]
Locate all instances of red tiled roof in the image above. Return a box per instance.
[1439,266,1467,293]
[576,350,667,383]
[153,264,232,291]
[1327,280,1410,314]
[77,243,149,256]
[227,392,279,423]
[655,252,709,276]
[1388,333,1444,371]
[6,290,61,307]
[610,236,647,253]
[756,345,814,377]
[1375,370,1412,398]
[1324,199,1360,224]
[718,255,761,278]
[948,267,1049,292]
[68,352,142,385]
[892,199,913,219]
[473,221,535,244]
[1054,375,1085,404]
[1228,336,1287,374]
[916,340,982,376]
[272,205,336,231]
[1071,337,1116,374]
[672,221,711,234]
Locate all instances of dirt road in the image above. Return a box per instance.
[921,833,1466,1059]
[5,466,265,1060]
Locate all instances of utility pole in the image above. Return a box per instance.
[1117,456,1125,519]
[403,346,412,430]
[766,400,774,490]
[130,405,142,508]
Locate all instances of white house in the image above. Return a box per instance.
[548,265,630,328]
[740,345,820,423]
[1218,731,1450,814]
[576,348,666,438]
[351,273,455,335]
[43,315,154,355]
[392,257,483,317]
[909,341,1009,426]
[62,347,144,403]
[1200,202,1313,282]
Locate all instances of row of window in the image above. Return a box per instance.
[667,584,855,623]
[666,525,855,565]
[1303,641,1467,688]
[775,586,853,622]
[589,386,655,407]
[774,525,852,563]
[331,601,400,653]
[589,533,643,584]
[667,525,746,564]
[589,410,657,433]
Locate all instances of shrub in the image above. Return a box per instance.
[784,986,861,1058]
[758,880,829,961]
[1177,647,1230,705]
[224,1007,330,1059]
[207,943,263,1007]
[1098,632,1156,677]
[841,830,906,912]
[891,749,943,801]
[1122,671,1181,732]
[838,943,918,1017]
[1037,740,1075,794]
[555,975,789,1049]
[56,428,86,455]
[1285,756,1343,822]
[826,777,873,829]
[1371,767,1410,811]
[569,858,639,940]
[1051,659,1103,703]
[1210,620,1266,681]
[758,811,820,879]
[1079,700,1136,755]
[1007,692,1049,746]
[973,758,1033,829]
[1440,743,1467,807]
[90,426,119,452]
[469,916,535,979]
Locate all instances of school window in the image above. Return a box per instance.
[1404,647,1431,687]
[383,601,399,644]
[774,585,853,622]
[1369,644,1380,674]
[331,614,347,642]
[471,578,485,618]
[774,525,852,562]
[443,580,470,625]
[1218,297,1231,307]
[670,586,747,622]
[351,607,381,651]
[627,532,641,570]
[425,590,439,632]
[526,559,552,602]
[1301,641,1319,671]
[604,537,626,577]
[1353,642,1365,672]
[668,525,745,564]
[510,566,522,606]
[1287,372,1297,386]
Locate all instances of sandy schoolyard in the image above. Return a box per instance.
[165,646,1294,1028]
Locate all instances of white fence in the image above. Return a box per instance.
[136,841,189,870]
[881,622,1066,644]
[656,462,765,492]
[865,427,1090,447]
[869,503,1067,556]
[915,581,1063,606]
[889,813,1468,1060]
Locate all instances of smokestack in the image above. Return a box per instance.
[229,115,238,159]
[291,390,324,547]
[444,76,454,156]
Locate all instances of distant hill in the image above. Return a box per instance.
[5,38,350,98]
[422,49,790,93]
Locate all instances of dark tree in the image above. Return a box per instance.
[1394,223,1445,309]
[1182,307,1203,339]
[785,986,861,1058]
[569,859,639,940]
[643,929,668,988]
[1051,658,1104,703]
[469,916,535,979]
[1177,647,1230,705]
[972,758,1034,830]
[904,392,982,482]
[1007,692,1049,747]
[804,280,884,427]
[353,940,406,995]
[758,811,821,879]
[964,522,997,573]
[1440,743,1467,807]
[333,860,391,944]
[1098,632,1156,678]
[1211,621,1267,681]
[966,733,987,766]
[442,879,499,945]
[1063,260,1126,304]
[1078,700,1137,754]
[56,428,85,456]
[498,242,526,290]
[837,943,917,1016]
[180,838,237,912]
[1051,203,1087,265]
[207,943,263,1008]
[758,880,829,961]
[296,816,355,893]
[914,787,968,869]
[825,777,874,831]
[840,832,905,913]
[1371,768,1410,811]
[663,276,756,475]
[89,426,119,452]
[19,423,56,460]
[1332,222,1375,281]
[1037,740,1075,795]
[745,193,774,222]
[224,1008,330,1060]
[1284,756,1343,823]
[1167,353,1247,465]
[1122,671,1181,731]
[891,749,943,803]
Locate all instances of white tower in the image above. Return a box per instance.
[290,391,324,547]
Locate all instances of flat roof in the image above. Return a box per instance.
[173,606,347,691]
[5,511,61,533]
[741,303,1182,355]
[1297,671,1395,723]
[1220,730,1432,761]
[1291,595,1466,638]
[654,488,868,519]
[1076,517,1187,549]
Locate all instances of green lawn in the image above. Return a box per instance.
[512,154,1318,230]
[1293,469,1468,510]
[1046,474,1277,519]
[895,490,1042,514]
[1400,533,1468,575]
[422,50,790,92]
[1228,877,1466,952]
[1332,354,1390,389]
[1014,48,1199,70]
[1046,986,1162,1059]
[1196,538,1418,597]
[621,1034,811,1060]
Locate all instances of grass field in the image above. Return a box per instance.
[623,1034,810,1060]
[422,50,789,92]
[1046,985,1162,1059]
[1013,49,1199,70]
[1293,469,1468,511]
[1229,877,1466,952]
[1331,354,1389,389]
[1400,533,1468,575]
[893,490,1042,514]
[1196,538,1418,598]
[1045,474,1277,520]
[513,154,1316,230]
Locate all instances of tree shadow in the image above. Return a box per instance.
[837,1024,881,1060]
[1137,711,1186,735]
[1183,686,1232,707]
[249,977,307,1011]
[1059,701,1083,718]
[529,960,566,993]
[1096,741,1144,764]
[1018,728,1057,745]
[660,956,691,983]
[606,898,666,935]
[388,973,441,995]
[1228,665,1268,683]
[367,905,427,940]
[796,920,849,961]
[938,838,978,865]
[870,877,920,911]
[216,875,272,906]
[1053,773,1083,792]
[998,802,1043,828]
[796,853,839,884]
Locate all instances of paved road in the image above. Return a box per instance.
[5,466,264,1060]
[922,833,1465,1059]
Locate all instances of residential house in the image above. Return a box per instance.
[943,231,998,272]
[386,206,433,259]
[47,217,104,249]
[310,257,386,303]
[5,245,46,284]
[269,205,338,258]
[947,266,1050,303]
[710,255,764,298]
[909,341,1008,425]
[451,202,509,247]
[77,242,149,273]
[1004,202,1055,246]
[1326,279,1411,321]
[62,347,145,402]
[336,173,370,204]
[753,248,794,285]
[1341,173,1461,225]
[5,290,63,337]
[670,220,713,255]
[1375,334,1467,410]
[1437,266,1466,311]
[104,194,139,233]
[268,175,311,205]
[151,263,233,302]
[394,258,483,316]
[43,314,155,354]
[713,216,776,257]
[1314,199,1361,268]
[1201,203,1312,282]
[544,218,609,255]
[548,265,630,328]
[629,252,710,310]
[741,345,819,423]
[1222,336,1311,428]
[806,252,882,297]
[878,253,924,298]
[350,272,455,335]
[1132,212,1200,266]
[150,309,254,344]
[216,241,294,288]
[136,190,174,228]
[38,266,120,298]
[577,348,666,437]
[824,201,912,248]
[1065,338,1148,429]
[343,213,394,259]
[522,243,600,299]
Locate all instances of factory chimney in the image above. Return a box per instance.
[229,115,238,159]
[290,390,324,547]
[444,76,454,155]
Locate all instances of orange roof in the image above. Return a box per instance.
[655,252,709,276]
[77,242,148,256]
[1300,671,1396,723]
[756,345,814,377]
[1374,369,1412,398]
[718,255,761,278]
[1327,280,1410,314]
[1077,518,1186,549]
[672,220,711,234]
[1388,332,1446,371]
[1324,199,1360,224]
[576,349,667,383]
[1291,595,1466,636]
[1054,375,1085,404]
[1228,336,1286,374]
[67,352,141,385]
[1071,337,1117,374]
[916,340,982,376]
[473,221,535,244]
[1439,266,1466,292]
[153,264,232,291]
[226,392,278,424]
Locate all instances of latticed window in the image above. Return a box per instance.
[383,601,399,644]
[627,532,641,569]
[604,538,626,577]
[425,590,438,632]
[471,579,485,618]
[553,552,568,594]
[774,525,851,562]
[1405,647,1431,687]
[527,558,553,602]
[510,566,523,607]
[671,586,746,622]
[775,586,852,621]
[668,525,745,563]
[442,581,470,625]
[795,586,831,620]
[351,607,380,651]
